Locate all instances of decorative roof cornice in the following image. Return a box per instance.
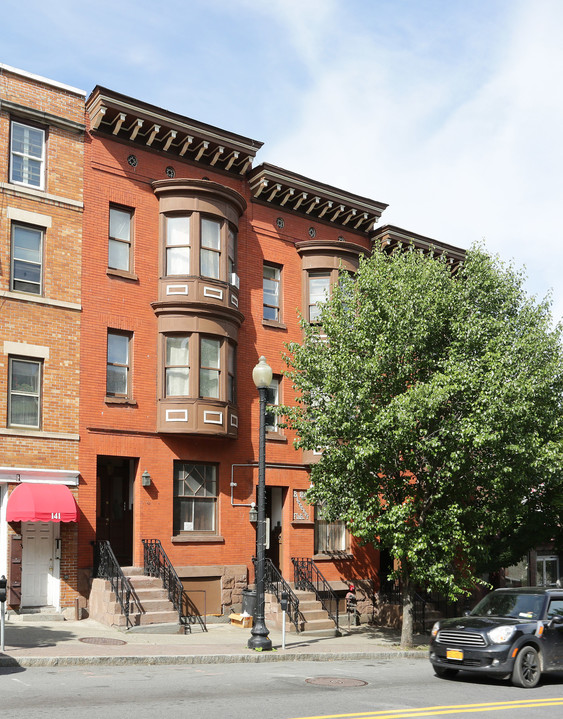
[248,163,388,233]
[372,224,466,267]
[86,87,263,176]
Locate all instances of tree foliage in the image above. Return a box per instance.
[281,245,563,646]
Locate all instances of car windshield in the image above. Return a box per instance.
[470,592,544,620]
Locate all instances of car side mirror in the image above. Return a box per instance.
[548,615,563,628]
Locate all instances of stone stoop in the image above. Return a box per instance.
[265,588,339,637]
[122,569,179,626]
[88,569,179,629]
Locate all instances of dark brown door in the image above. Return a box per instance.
[96,456,134,566]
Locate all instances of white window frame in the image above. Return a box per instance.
[106,330,132,398]
[165,335,190,397]
[8,356,42,428]
[263,263,281,321]
[265,376,280,433]
[108,206,133,272]
[165,215,191,276]
[11,222,43,295]
[10,120,46,190]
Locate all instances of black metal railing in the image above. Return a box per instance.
[252,557,303,632]
[292,557,339,630]
[142,539,207,633]
[93,540,141,629]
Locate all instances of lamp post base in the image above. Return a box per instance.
[248,621,273,651]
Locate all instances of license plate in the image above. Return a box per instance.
[446,649,464,661]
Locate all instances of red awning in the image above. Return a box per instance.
[6,483,79,523]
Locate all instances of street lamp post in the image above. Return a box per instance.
[248,355,273,651]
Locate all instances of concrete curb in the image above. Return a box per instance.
[0,650,427,668]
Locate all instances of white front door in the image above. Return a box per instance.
[21,522,54,606]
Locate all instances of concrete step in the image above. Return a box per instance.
[136,598,176,613]
[299,609,331,621]
[8,611,65,623]
[139,610,178,625]
[132,588,170,601]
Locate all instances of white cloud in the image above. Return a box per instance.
[262,0,563,322]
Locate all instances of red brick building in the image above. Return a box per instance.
[0,65,85,614]
[1,68,466,623]
[78,87,465,622]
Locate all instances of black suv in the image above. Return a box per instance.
[429,588,563,687]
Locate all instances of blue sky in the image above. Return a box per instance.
[3,0,563,321]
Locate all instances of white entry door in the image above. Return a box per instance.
[21,522,54,606]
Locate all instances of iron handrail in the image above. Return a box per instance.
[292,557,339,630]
[252,557,303,632]
[93,540,140,629]
[142,539,207,633]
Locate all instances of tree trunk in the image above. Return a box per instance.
[400,574,414,649]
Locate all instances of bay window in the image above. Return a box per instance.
[308,272,331,322]
[166,216,190,275]
[200,337,220,398]
[200,217,221,279]
[165,335,190,396]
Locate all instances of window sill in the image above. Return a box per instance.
[266,432,287,443]
[262,319,287,330]
[107,268,139,281]
[105,397,137,406]
[171,534,225,544]
[313,552,353,561]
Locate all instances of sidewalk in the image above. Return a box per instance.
[0,617,430,667]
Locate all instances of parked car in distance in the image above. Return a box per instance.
[429,588,563,688]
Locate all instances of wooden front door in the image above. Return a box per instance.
[97,457,134,566]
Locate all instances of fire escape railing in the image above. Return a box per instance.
[292,557,339,631]
[93,540,141,629]
[142,539,207,633]
[252,557,303,632]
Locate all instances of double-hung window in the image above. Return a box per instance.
[10,121,45,189]
[11,223,43,294]
[263,263,281,321]
[106,331,132,397]
[265,377,280,432]
[174,462,217,533]
[165,335,190,396]
[8,357,41,428]
[315,503,347,553]
[166,216,190,275]
[228,227,237,283]
[108,206,133,272]
[308,272,330,322]
[200,337,220,398]
[200,218,221,279]
[227,342,236,404]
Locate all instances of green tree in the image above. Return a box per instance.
[281,246,563,648]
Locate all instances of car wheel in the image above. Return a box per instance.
[511,646,541,688]
[434,666,459,679]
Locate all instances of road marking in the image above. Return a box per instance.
[290,698,563,719]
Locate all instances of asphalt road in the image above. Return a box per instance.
[2,658,563,719]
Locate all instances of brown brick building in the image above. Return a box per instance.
[0,64,85,613]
